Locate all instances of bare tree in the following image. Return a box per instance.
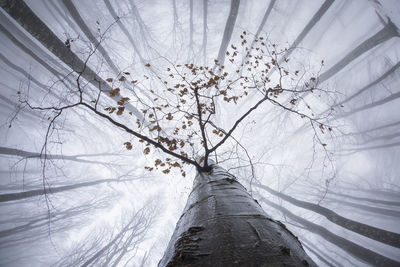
[260,197,400,266]
[255,183,400,248]
[10,17,337,264]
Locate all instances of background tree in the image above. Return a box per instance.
[1,0,400,266]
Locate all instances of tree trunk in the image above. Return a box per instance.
[215,0,240,68]
[0,0,146,121]
[62,0,120,74]
[260,197,400,266]
[158,165,316,266]
[255,184,400,248]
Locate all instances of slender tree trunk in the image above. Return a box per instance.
[215,0,240,68]
[0,146,112,164]
[189,0,194,53]
[0,52,58,99]
[103,0,146,64]
[0,177,135,203]
[340,121,400,142]
[318,19,399,83]
[266,0,333,76]
[260,197,400,266]
[202,0,208,64]
[323,195,400,217]
[334,61,400,109]
[0,0,145,121]
[62,0,120,74]
[159,165,316,266]
[338,91,400,118]
[256,184,400,248]
[301,242,336,267]
[314,186,400,206]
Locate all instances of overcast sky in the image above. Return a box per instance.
[1,0,400,266]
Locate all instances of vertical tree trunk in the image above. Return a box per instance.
[215,0,240,68]
[159,165,316,266]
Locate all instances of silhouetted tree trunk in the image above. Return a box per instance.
[301,241,336,267]
[308,184,400,206]
[62,0,120,74]
[318,19,399,83]
[202,0,208,64]
[103,0,146,64]
[256,184,400,248]
[334,61,400,109]
[322,195,400,218]
[0,177,135,203]
[338,91,400,118]
[0,0,145,120]
[266,0,334,75]
[0,146,112,164]
[260,197,400,266]
[189,0,194,54]
[159,165,316,266]
[215,0,240,68]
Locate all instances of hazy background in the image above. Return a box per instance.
[1,0,400,266]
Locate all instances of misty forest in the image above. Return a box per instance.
[0,0,400,266]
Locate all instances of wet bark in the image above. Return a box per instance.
[260,197,400,267]
[159,165,316,267]
[256,184,400,248]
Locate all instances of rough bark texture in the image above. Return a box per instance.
[159,165,316,266]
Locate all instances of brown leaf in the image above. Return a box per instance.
[199,156,205,164]
[117,106,125,115]
[124,142,133,150]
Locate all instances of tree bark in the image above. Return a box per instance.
[159,165,316,267]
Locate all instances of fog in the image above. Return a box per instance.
[0,0,399,266]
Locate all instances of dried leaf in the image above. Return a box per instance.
[124,142,133,150]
